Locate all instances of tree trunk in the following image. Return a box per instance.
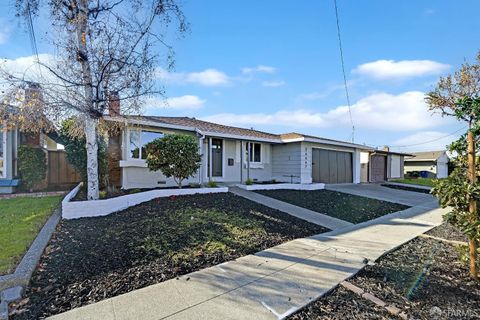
[467,130,478,279]
[76,0,100,200]
[85,116,99,200]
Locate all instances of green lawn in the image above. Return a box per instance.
[390,178,438,187]
[0,196,62,275]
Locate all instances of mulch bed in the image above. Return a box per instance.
[72,185,200,201]
[10,193,326,319]
[425,222,468,243]
[255,189,408,224]
[381,184,431,194]
[289,286,393,320]
[290,225,480,319]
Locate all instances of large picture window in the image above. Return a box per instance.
[246,142,261,163]
[129,129,164,159]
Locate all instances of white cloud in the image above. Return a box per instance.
[262,80,286,87]
[145,95,205,111]
[241,65,276,74]
[156,68,230,86]
[201,91,447,131]
[391,131,461,152]
[352,59,450,80]
[0,19,10,44]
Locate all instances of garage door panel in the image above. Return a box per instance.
[337,152,346,183]
[313,148,352,184]
[319,150,330,182]
[328,151,338,183]
[345,153,353,182]
[370,155,386,182]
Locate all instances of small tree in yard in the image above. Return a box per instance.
[427,52,480,279]
[1,0,187,200]
[145,134,201,188]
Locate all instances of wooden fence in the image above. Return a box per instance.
[47,150,82,187]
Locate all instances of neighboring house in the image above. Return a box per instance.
[0,128,82,193]
[359,148,410,183]
[404,150,450,179]
[105,106,373,189]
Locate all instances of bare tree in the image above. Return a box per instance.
[1,0,187,199]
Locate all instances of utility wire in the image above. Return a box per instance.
[333,0,355,143]
[388,126,467,149]
[26,3,39,61]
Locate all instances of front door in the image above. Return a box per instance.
[211,139,223,177]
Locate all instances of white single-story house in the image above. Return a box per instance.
[359,148,411,183]
[105,112,374,189]
[404,150,449,179]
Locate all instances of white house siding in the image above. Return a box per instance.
[436,161,448,178]
[390,155,402,178]
[360,152,369,183]
[121,126,202,189]
[271,143,302,183]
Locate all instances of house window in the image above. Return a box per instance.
[129,129,164,159]
[246,142,261,163]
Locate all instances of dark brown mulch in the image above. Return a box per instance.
[288,286,392,320]
[290,236,480,320]
[348,237,480,319]
[10,193,326,319]
[255,189,408,224]
[425,222,468,243]
[72,185,200,201]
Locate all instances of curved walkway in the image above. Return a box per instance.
[48,186,446,320]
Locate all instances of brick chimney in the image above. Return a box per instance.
[108,92,120,116]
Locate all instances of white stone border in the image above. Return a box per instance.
[236,183,325,191]
[62,183,229,220]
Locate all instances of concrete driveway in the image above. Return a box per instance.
[325,183,438,208]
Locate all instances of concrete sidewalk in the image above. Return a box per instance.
[48,201,446,320]
[229,187,353,230]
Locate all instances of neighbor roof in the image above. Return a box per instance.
[405,150,447,162]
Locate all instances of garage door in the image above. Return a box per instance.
[370,155,386,182]
[312,149,353,183]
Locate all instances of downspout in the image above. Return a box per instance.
[240,140,243,183]
[208,137,213,181]
[195,128,205,185]
[247,141,250,181]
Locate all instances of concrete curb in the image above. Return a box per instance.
[0,207,61,292]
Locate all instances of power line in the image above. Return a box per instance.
[388,126,467,149]
[333,0,355,143]
[26,3,40,62]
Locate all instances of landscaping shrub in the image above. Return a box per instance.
[245,178,254,185]
[145,134,202,188]
[18,145,47,191]
[207,180,217,188]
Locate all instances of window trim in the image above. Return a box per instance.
[127,128,164,160]
[246,142,262,164]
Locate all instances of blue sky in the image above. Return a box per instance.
[1,0,479,151]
